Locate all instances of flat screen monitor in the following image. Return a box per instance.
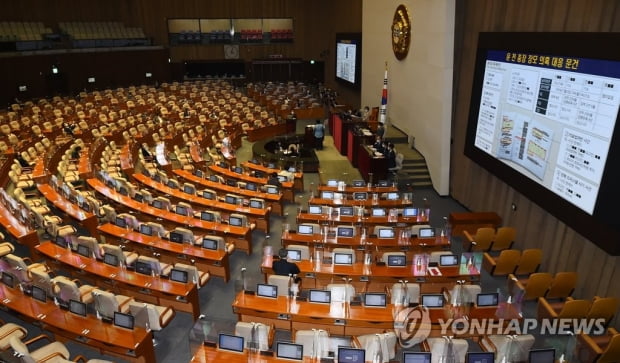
[309,289,331,303]
[249,199,263,209]
[352,180,365,187]
[377,180,389,187]
[386,192,400,200]
[1,272,14,288]
[218,333,244,353]
[202,237,219,250]
[201,211,215,221]
[378,228,395,239]
[418,228,435,238]
[133,193,144,203]
[421,294,444,308]
[194,169,203,177]
[229,216,243,226]
[77,244,91,258]
[340,206,354,216]
[135,261,153,276]
[202,190,215,200]
[209,175,220,182]
[170,268,189,283]
[246,182,257,191]
[267,162,276,169]
[113,311,134,330]
[335,33,361,89]
[277,175,288,183]
[476,293,500,307]
[439,254,459,266]
[233,166,243,174]
[466,352,495,363]
[140,224,152,236]
[115,216,127,228]
[321,191,334,199]
[69,299,87,317]
[225,195,237,204]
[326,179,338,187]
[528,348,555,363]
[308,205,322,214]
[276,342,303,360]
[336,226,354,238]
[297,224,314,235]
[403,207,418,217]
[364,292,387,307]
[464,32,620,255]
[333,252,353,265]
[250,158,259,164]
[31,285,47,303]
[219,162,229,169]
[266,186,278,194]
[286,249,301,261]
[387,254,407,267]
[254,170,265,178]
[183,185,195,194]
[176,205,189,216]
[226,179,237,187]
[403,352,432,363]
[256,283,278,298]
[166,180,177,189]
[169,231,183,243]
[337,347,365,363]
[152,199,163,209]
[371,208,386,217]
[55,235,67,247]
[288,167,296,173]
[103,253,119,267]
[118,186,129,196]
[353,192,367,200]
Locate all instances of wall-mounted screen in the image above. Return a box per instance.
[464,32,620,255]
[335,33,361,89]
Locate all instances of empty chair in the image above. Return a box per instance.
[0,319,27,351]
[137,255,172,277]
[576,328,620,363]
[52,275,95,305]
[354,332,397,363]
[327,283,356,303]
[9,335,71,363]
[128,301,176,346]
[2,254,48,286]
[173,263,210,287]
[200,234,234,254]
[28,267,61,298]
[482,249,521,276]
[538,297,591,320]
[423,337,468,363]
[171,227,196,244]
[389,282,420,305]
[229,213,254,229]
[92,288,134,320]
[117,213,140,230]
[295,329,330,358]
[587,297,619,325]
[490,227,516,251]
[267,274,294,296]
[101,243,138,267]
[152,196,171,210]
[463,227,495,252]
[286,245,310,260]
[146,222,167,238]
[234,322,274,352]
[175,202,193,216]
[508,272,553,301]
[100,205,117,224]
[513,248,542,275]
[76,236,104,259]
[546,272,578,300]
[479,334,535,363]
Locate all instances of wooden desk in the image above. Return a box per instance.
[35,241,201,320]
[296,211,429,227]
[261,254,478,293]
[0,198,39,254]
[241,161,304,191]
[193,344,319,362]
[357,144,387,183]
[87,178,253,254]
[173,169,284,215]
[307,197,411,209]
[209,164,294,202]
[37,183,99,237]
[246,123,287,142]
[316,184,398,194]
[98,222,231,282]
[132,173,270,233]
[0,284,154,363]
[449,212,502,237]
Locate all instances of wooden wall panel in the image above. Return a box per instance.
[452,0,620,327]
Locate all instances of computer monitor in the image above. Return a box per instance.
[103,253,119,267]
[288,167,296,173]
[202,237,219,250]
[169,231,183,243]
[246,182,257,191]
[55,235,67,247]
[233,166,243,174]
[333,252,353,265]
[403,207,418,217]
[135,261,153,276]
[218,333,245,353]
[287,249,301,262]
[403,352,432,363]
[81,201,92,212]
[118,186,129,196]
[377,180,389,187]
[170,268,189,283]
[418,228,435,238]
[203,190,215,200]
[340,206,354,216]
[76,244,91,258]
[364,292,387,307]
[31,285,46,303]
[229,216,243,226]
[352,180,365,187]
[226,179,237,187]
[277,175,288,183]
[201,211,215,221]
[439,254,459,266]
[267,162,276,169]
[194,169,203,178]
[256,283,278,298]
[353,192,368,200]
[308,290,331,303]
[219,161,229,169]
[326,179,338,187]
[321,191,334,199]
[249,199,263,209]
[336,226,355,238]
[133,193,144,203]
[1,272,14,288]
[386,192,400,200]
[115,216,127,228]
[371,208,386,217]
[140,224,152,236]
[250,159,259,164]
[166,180,177,189]
[113,311,135,330]
[225,195,237,204]
[276,342,304,360]
[183,185,195,194]
[421,294,444,308]
[387,254,407,267]
[378,228,395,239]
[466,352,495,363]
[254,170,265,178]
[337,347,365,363]
[528,348,555,363]
[266,186,279,194]
[476,293,499,307]
[69,299,87,317]
[209,175,220,182]
[308,205,322,214]
[297,224,314,235]
[176,205,189,216]
[152,199,163,209]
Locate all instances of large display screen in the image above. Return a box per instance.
[335,33,361,88]
[465,33,620,255]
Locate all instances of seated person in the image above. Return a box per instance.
[267,172,282,187]
[140,143,153,159]
[272,248,300,276]
[71,146,82,160]
[16,154,30,168]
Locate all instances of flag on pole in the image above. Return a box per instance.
[379,62,388,124]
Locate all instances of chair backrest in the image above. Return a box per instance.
[390,283,420,305]
[327,283,356,303]
[101,244,127,266]
[267,275,292,296]
[471,227,495,251]
[356,332,397,362]
[52,276,81,304]
[101,205,117,223]
[449,284,481,305]
[146,222,166,238]
[77,236,103,259]
[28,268,54,297]
[599,333,620,363]
[427,337,468,363]
[295,329,330,358]
[514,248,542,275]
[174,263,204,287]
[92,288,119,319]
[3,254,31,283]
[491,227,516,251]
[558,299,591,319]
[117,213,139,230]
[173,227,194,244]
[587,297,619,323]
[546,272,578,300]
[492,334,535,363]
[287,245,310,260]
[137,255,162,275]
[522,272,553,300]
[235,322,271,351]
[494,249,521,275]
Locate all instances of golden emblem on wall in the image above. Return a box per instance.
[391,4,411,60]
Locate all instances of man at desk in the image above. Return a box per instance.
[267,172,282,187]
[272,248,300,276]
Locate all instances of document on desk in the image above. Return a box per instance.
[428,267,442,276]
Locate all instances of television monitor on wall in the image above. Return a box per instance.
[335,33,362,89]
[464,32,620,255]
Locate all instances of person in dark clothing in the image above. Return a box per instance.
[272,248,300,276]
[140,143,153,160]
[386,143,397,169]
[16,154,30,168]
[372,135,384,153]
[376,123,385,139]
[314,119,325,150]
[267,172,282,187]
[70,146,82,160]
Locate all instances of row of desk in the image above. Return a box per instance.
[208,164,295,202]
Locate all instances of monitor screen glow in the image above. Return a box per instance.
[386,192,399,200]
[403,207,418,217]
[353,192,367,200]
[183,185,195,194]
[364,293,387,307]
[466,352,495,363]
[439,255,459,266]
[372,208,386,217]
[337,347,365,363]
[256,283,278,298]
[287,249,301,261]
[336,227,354,237]
[327,179,338,187]
[201,211,214,221]
[276,342,303,360]
[352,180,365,187]
[298,224,314,235]
[115,216,127,228]
[333,252,353,265]
[202,238,218,250]
[418,228,435,238]
[378,228,395,239]
[229,217,243,226]
[249,200,263,209]
[267,187,278,194]
[340,206,354,216]
[170,268,189,283]
[308,205,322,214]
[403,352,432,363]
[176,206,188,216]
[309,290,331,303]
[421,294,444,308]
[387,255,407,267]
[218,333,244,353]
[203,191,215,200]
[246,183,257,191]
[321,191,334,199]
[477,293,499,307]
[113,311,134,330]
[140,224,152,236]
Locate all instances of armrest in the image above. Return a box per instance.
[0,324,27,341]
[267,323,275,347]
[351,336,362,349]
[39,351,70,362]
[71,354,88,363]
[158,305,176,328]
[482,253,496,274]
[118,297,135,311]
[226,243,236,254]
[23,334,55,347]
[421,339,430,352]
[478,335,498,352]
[577,333,604,361]
[507,273,524,296]
[537,297,558,319]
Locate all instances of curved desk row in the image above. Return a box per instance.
[208,164,295,202]
[240,160,304,191]
[295,211,429,226]
[38,183,99,237]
